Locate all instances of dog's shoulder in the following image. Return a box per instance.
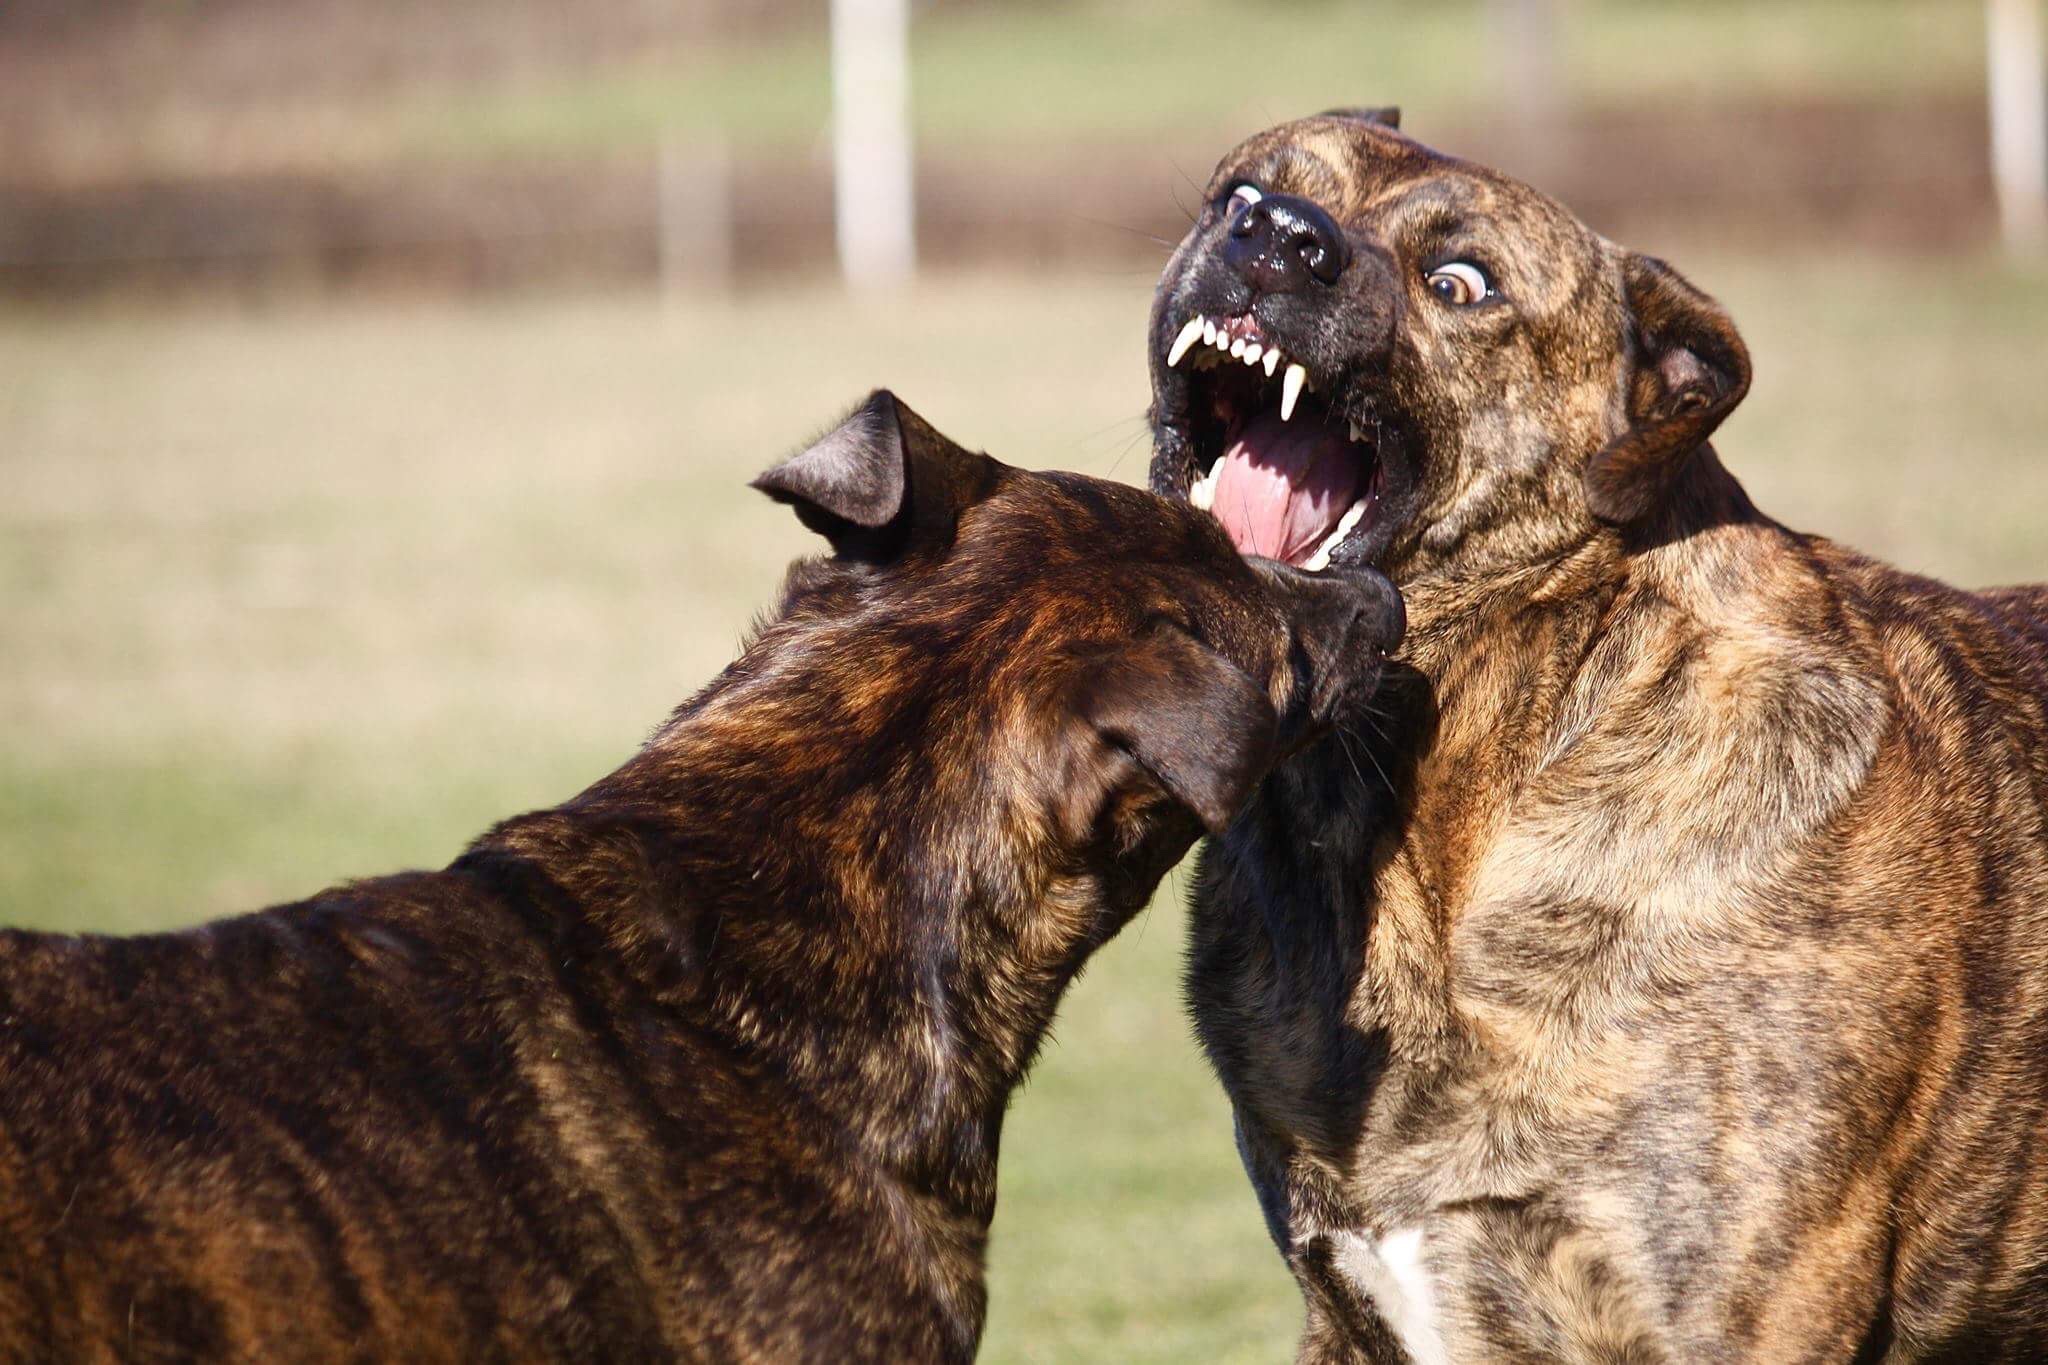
[1797,541,2048,729]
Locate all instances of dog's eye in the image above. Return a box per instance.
[1227,184,1263,217]
[1425,262,1492,306]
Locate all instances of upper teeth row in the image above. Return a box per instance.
[1165,314,1311,422]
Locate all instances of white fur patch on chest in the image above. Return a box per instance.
[1332,1226,1449,1365]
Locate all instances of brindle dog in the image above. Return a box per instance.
[0,391,1402,1364]
[1147,111,2048,1362]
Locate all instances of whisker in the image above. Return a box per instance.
[1353,709,1397,746]
[1334,729,1372,790]
[1102,422,1155,479]
[1339,725,1398,794]
[1068,214,1178,251]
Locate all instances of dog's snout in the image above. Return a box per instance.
[1249,558,1405,724]
[1224,194,1348,294]
[1302,565,1404,662]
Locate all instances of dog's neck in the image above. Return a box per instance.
[1398,446,1764,676]
[467,629,1127,1236]
[1355,446,1784,1057]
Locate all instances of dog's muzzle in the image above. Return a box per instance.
[1152,196,1414,577]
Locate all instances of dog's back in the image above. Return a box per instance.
[1798,545,2048,1353]
[0,879,684,1359]
[1981,582,2048,661]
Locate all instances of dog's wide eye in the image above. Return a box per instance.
[1425,262,1491,306]
[1227,184,1263,217]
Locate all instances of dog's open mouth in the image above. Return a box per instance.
[1163,312,1388,572]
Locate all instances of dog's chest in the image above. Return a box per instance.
[1329,1227,1451,1365]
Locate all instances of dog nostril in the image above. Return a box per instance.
[1221,194,1348,294]
[1287,229,1341,286]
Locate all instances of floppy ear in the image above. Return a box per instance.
[1321,105,1401,130]
[1067,628,1279,837]
[1583,254,1751,524]
[751,389,995,561]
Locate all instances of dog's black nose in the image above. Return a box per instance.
[1223,194,1348,294]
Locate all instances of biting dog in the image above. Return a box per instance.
[1148,109,2048,1361]
[0,390,1403,1363]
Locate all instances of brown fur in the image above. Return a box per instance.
[0,391,1402,1363]
[1148,112,2048,1361]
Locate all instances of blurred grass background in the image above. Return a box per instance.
[6,258,2048,1361]
[5,0,2048,1359]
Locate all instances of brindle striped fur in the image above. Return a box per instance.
[1150,114,2048,1361]
[0,391,1400,1363]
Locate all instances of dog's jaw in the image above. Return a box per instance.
[1152,294,1423,576]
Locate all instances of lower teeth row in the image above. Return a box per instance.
[1298,498,1368,572]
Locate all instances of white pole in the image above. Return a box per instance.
[830,0,916,288]
[1988,0,2048,251]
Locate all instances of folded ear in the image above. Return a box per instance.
[1584,254,1751,524]
[1321,105,1401,130]
[751,390,996,562]
[1066,627,1279,837]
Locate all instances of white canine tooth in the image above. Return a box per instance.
[1263,348,1281,378]
[1331,497,1367,540]
[1202,319,1218,346]
[1229,337,1246,358]
[1207,454,1226,482]
[1350,420,1366,442]
[1243,342,1262,365]
[1280,363,1307,421]
[1189,478,1213,511]
[1300,498,1369,573]
[1167,316,1205,368]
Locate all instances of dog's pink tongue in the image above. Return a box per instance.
[1210,412,1363,564]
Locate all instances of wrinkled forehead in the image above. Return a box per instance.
[1210,118,1607,293]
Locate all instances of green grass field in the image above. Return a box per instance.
[4,254,2047,1359]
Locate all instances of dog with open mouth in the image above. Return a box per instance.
[1150,109,2048,1362]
